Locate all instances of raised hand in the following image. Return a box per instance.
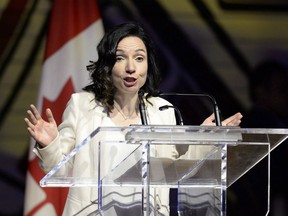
[202,112,243,126]
[24,104,58,147]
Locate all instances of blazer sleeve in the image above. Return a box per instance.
[33,93,80,173]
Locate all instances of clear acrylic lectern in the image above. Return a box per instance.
[40,126,288,216]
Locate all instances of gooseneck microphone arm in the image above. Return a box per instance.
[159,105,184,125]
[138,90,148,125]
[160,93,222,126]
[209,94,222,126]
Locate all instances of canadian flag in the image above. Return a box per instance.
[24,1,104,215]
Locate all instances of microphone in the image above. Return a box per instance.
[138,90,148,125]
[159,105,188,159]
[159,105,184,125]
[160,93,222,126]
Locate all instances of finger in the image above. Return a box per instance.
[230,113,243,125]
[46,108,56,124]
[222,115,236,125]
[227,119,241,126]
[222,113,239,125]
[30,104,42,120]
[27,127,36,138]
[24,117,34,129]
[27,110,38,125]
[223,113,243,126]
[24,117,35,135]
[201,113,216,126]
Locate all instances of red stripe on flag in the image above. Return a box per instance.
[25,73,75,216]
[44,0,101,60]
[25,0,103,215]
[27,158,67,216]
[25,80,74,215]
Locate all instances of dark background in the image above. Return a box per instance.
[1,0,288,215]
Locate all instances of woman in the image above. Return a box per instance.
[25,22,242,215]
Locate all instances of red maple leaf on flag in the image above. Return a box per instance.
[41,78,75,124]
[27,79,74,216]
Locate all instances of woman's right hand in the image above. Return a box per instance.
[24,104,58,147]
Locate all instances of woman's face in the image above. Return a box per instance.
[111,36,148,96]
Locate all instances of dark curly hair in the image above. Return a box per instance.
[83,22,161,112]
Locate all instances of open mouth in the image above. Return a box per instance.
[123,77,137,86]
[124,77,136,82]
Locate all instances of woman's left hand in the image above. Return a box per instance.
[202,112,243,126]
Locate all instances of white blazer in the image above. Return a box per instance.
[34,92,177,216]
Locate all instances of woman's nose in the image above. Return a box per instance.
[125,59,136,74]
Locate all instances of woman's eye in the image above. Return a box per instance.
[116,56,124,61]
[136,56,144,62]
